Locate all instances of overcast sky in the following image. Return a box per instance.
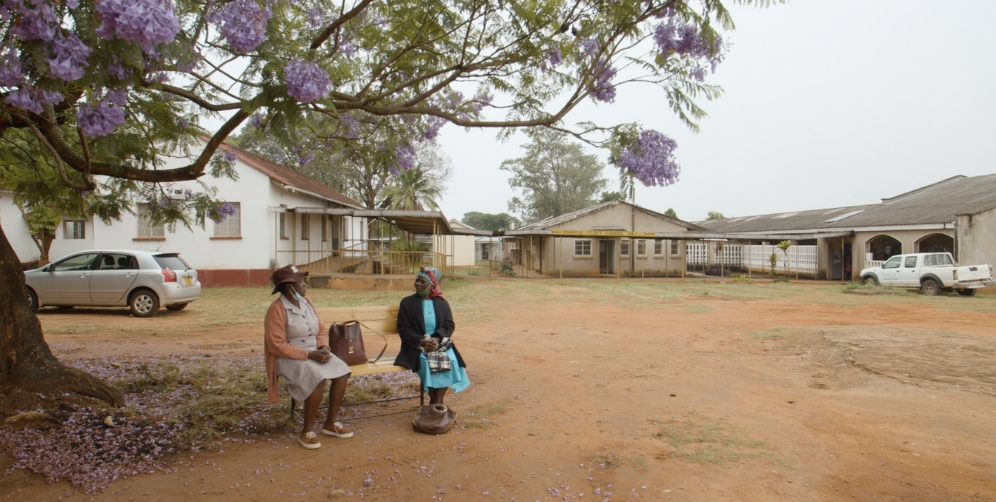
[434,0,996,224]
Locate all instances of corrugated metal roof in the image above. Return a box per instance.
[699,173,996,233]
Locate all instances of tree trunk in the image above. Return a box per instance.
[38,228,55,266]
[0,225,124,409]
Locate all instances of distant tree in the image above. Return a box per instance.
[381,146,453,211]
[599,191,627,203]
[707,211,726,220]
[461,212,522,231]
[502,129,608,223]
[664,208,679,219]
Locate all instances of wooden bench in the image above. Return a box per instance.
[287,305,423,420]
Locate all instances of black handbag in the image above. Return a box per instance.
[329,321,386,366]
[412,404,457,434]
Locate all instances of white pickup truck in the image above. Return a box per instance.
[859,252,995,296]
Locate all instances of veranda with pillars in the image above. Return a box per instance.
[271,207,485,278]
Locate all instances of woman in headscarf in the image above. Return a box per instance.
[264,265,353,450]
[395,267,470,405]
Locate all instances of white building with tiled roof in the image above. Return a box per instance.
[2,140,369,286]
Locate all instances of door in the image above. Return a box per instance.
[90,253,139,304]
[599,240,615,274]
[899,255,919,286]
[878,256,902,285]
[40,253,99,304]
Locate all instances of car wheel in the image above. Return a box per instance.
[957,289,977,297]
[165,303,189,311]
[920,279,941,296]
[26,288,39,312]
[129,289,160,317]
[862,275,878,286]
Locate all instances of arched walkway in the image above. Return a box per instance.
[916,233,954,254]
[866,234,902,261]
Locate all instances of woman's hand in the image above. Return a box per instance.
[420,338,439,352]
[309,346,332,363]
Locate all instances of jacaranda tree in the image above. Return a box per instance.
[0,0,774,408]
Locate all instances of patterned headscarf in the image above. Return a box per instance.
[417,266,444,299]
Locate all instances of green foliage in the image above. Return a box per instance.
[391,239,430,270]
[461,212,521,231]
[381,148,453,210]
[502,129,608,223]
[652,416,772,465]
[599,191,627,203]
[769,252,779,278]
[664,208,679,219]
[707,211,726,220]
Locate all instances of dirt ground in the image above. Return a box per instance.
[2,279,995,501]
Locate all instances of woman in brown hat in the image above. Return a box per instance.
[264,265,353,449]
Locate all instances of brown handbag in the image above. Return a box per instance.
[329,321,386,366]
[412,404,457,434]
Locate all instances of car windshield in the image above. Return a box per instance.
[154,255,191,271]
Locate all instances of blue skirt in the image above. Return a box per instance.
[417,348,470,393]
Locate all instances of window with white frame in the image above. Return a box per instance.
[301,213,310,240]
[637,239,647,256]
[654,239,663,255]
[620,238,630,256]
[63,220,85,239]
[574,239,592,256]
[213,202,241,237]
[321,215,328,242]
[137,204,164,238]
[279,213,288,239]
[670,240,679,255]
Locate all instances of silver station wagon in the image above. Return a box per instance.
[24,249,201,317]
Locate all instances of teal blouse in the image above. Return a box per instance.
[422,299,436,336]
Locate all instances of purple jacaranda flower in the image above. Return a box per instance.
[616,129,680,187]
[108,58,131,80]
[223,150,238,162]
[298,152,315,167]
[338,113,360,139]
[76,90,127,137]
[540,46,562,72]
[589,58,617,103]
[7,0,59,41]
[393,145,416,172]
[213,0,273,53]
[96,0,183,54]
[283,59,331,103]
[0,47,24,86]
[654,20,725,71]
[579,38,600,59]
[176,117,188,129]
[249,114,264,128]
[47,32,91,81]
[421,116,446,142]
[5,86,63,114]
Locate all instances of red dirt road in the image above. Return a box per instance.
[3,282,995,501]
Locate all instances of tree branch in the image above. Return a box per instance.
[153,84,244,111]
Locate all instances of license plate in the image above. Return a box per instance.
[184,276,192,286]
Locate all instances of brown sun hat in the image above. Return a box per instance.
[270,265,309,295]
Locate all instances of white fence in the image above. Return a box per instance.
[686,243,819,277]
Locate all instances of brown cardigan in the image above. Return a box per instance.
[263,296,328,403]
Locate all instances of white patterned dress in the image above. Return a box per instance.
[275,295,351,401]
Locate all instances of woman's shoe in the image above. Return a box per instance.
[321,422,354,438]
[298,431,321,449]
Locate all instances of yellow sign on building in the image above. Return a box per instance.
[550,230,657,238]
